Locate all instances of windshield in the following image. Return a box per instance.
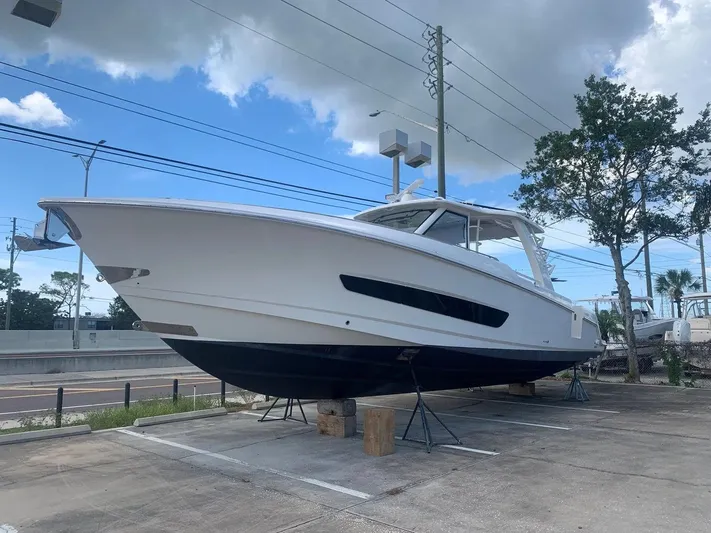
[423,210,468,245]
[363,209,435,233]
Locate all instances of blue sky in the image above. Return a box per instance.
[0,57,706,316]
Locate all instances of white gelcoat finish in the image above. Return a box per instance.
[38,197,600,357]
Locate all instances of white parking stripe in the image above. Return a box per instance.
[358,402,571,431]
[116,429,372,500]
[423,392,620,414]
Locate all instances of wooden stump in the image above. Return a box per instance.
[316,413,356,437]
[363,408,395,457]
[509,382,535,397]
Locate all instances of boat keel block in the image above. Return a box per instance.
[258,397,308,424]
[508,382,536,396]
[401,358,462,453]
[317,399,356,417]
[317,413,357,438]
[563,365,589,402]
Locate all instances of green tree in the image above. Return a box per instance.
[513,75,711,381]
[0,290,55,329]
[39,271,90,319]
[654,269,702,318]
[0,267,21,292]
[107,296,139,330]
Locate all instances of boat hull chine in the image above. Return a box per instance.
[163,338,598,399]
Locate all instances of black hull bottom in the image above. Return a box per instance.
[163,339,598,399]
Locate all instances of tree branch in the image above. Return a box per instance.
[622,235,663,269]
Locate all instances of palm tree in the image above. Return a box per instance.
[654,269,702,318]
[593,309,624,380]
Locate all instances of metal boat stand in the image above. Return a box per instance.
[563,365,589,402]
[257,397,308,424]
[401,358,462,453]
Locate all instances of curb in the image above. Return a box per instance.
[0,424,91,446]
[133,407,228,427]
[250,399,317,411]
[0,369,207,387]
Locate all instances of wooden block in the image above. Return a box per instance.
[316,413,356,438]
[363,408,395,457]
[317,399,356,416]
[508,382,535,396]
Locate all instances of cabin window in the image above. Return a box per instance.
[339,274,509,328]
[423,210,468,246]
[365,209,435,233]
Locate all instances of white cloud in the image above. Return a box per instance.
[0,91,71,127]
[616,0,711,128]
[0,0,656,182]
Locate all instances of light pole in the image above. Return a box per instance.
[370,111,435,197]
[71,139,105,349]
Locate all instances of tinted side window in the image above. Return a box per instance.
[340,275,508,328]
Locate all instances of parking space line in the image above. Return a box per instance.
[358,402,571,431]
[423,392,620,414]
[116,429,372,500]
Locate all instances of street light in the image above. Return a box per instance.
[377,129,431,196]
[71,139,105,349]
[11,0,62,27]
[369,109,438,133]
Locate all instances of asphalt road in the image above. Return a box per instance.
[0,375,244,420]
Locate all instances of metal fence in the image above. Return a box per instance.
[577,341,711,388]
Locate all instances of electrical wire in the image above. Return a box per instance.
[381,0,573,131]
[277,0,429,76]
[0,67,399,191]
[0,122,382,207]
[0,135,371,213]
[185,0,434,121]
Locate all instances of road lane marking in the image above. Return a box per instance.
[0,380,222,400]
[422,392,620,414]
[358,401,571,431]
[116,429,372,500]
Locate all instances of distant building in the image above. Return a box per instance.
[53,315,113,331]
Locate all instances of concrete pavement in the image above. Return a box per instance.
[1,380,710,532]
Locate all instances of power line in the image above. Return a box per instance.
[447,39,573,130]
[450,87,536,140]
[332,1,549,137]
[0,122,382,207]
[449,63,553,133]
[382,0,429,27]
[445,124,524,170]
[0,134,373,213]
[185,0,434,122]
[277,0,429,76]
[381,0,573,131]
[0,67,399,191]
[334,0,426,51]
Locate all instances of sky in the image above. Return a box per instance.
[0,0,710,317]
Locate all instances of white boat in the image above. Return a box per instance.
[29,189,602,399]
[577,296,676,343]
[679,292,711,343]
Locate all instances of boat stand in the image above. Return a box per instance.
[563,365,589,402]
[257,397,308,424]
[401,359,462,453]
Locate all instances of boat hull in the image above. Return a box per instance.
[37,197,602,398]
[163,338,598,399]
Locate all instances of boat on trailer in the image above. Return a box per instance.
[27,186,602,399]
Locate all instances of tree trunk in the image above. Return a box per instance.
[593,344,607,380]
[676,299,682,320]
[609,245,640,381]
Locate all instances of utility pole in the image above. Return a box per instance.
[639,177,653,307]
[435,25,446,199]
[4,217,17,330]
[700,232,708,315]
